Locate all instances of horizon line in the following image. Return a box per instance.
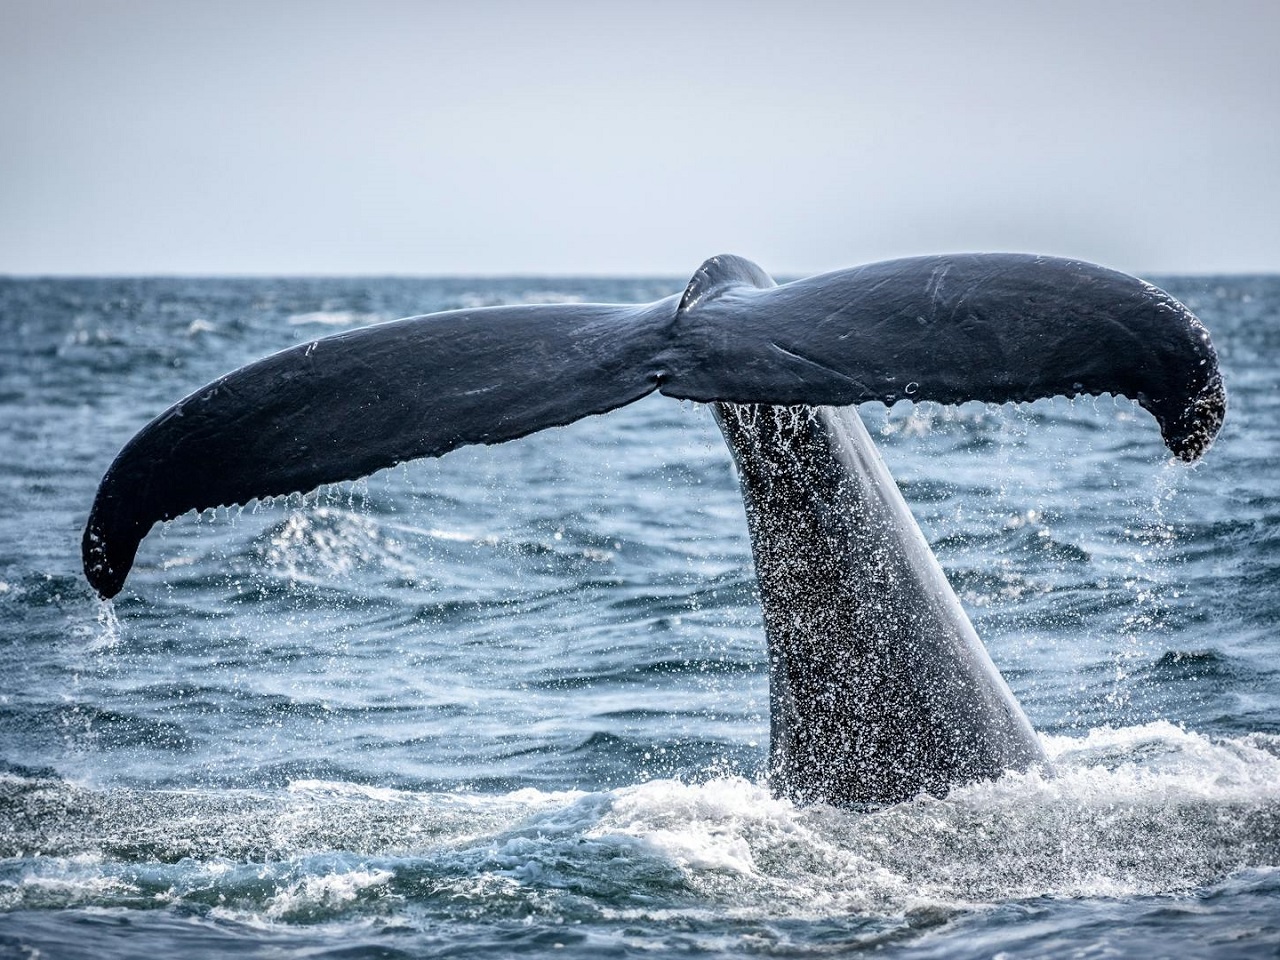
[3,266,1277,281]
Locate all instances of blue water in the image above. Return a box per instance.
[0,274,1277,958]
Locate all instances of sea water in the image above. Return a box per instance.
[0,275,1276,957]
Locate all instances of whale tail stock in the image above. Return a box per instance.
[83,253,1224,599]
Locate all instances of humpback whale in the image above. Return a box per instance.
[82,253,1225,806]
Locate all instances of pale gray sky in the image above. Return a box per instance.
[2,0,1277,276]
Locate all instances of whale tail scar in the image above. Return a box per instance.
[83,253,1224,600]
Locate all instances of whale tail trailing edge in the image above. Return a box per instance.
[84,253,1224,598]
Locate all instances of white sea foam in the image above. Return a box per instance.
[491,724,1280,915]
[286,310,383,327]
[453,291,586,309]
[265,867,394,920]
[1,725,1276,920]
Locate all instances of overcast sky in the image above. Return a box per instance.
[2,0,1277,276]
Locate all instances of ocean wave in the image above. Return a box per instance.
[1,723,1276,924]
[285,311,385,328]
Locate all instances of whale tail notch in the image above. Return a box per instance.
[83,253,1224,598]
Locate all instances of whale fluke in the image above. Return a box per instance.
[660,254,1224,462]
[81,252,1227,805]
[84,253,1224,602]
[82,299,678,598]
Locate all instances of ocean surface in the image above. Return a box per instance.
[0,273,1277,958]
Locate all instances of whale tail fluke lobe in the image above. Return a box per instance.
[84,253,1224,599]
[659,254,1225,463]
[82,300,677,598]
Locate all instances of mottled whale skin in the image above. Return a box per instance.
[83,253,1225,805]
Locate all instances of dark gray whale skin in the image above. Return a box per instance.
[82,253,1225,805]
[715,402,1044,805]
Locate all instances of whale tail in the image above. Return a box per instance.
[84,253,1224,598]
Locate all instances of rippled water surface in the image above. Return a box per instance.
[1,275,1278,957]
